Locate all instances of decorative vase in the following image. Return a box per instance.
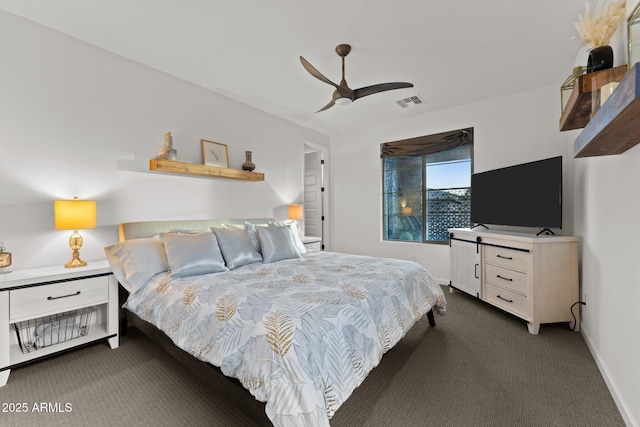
[242,151,256,171]
[587,45,613,73]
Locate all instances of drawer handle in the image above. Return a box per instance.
[496,274,513,282]
[496,254,513,260]
[47,291,81,301]
[497,295,513,303]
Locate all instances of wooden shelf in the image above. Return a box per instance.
[560,65,627,131]
[149,158,264,182]
[574,63,640,158]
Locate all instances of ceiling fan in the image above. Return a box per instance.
[300,44,414,112]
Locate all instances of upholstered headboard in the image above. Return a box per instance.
[118,218,275,241]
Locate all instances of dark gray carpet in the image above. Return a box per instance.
[0,286,625,427]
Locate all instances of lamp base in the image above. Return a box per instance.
[65,249,87,268]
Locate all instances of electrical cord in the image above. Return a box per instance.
[564,301,586,331]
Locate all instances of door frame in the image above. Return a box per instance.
[303,139,331,251]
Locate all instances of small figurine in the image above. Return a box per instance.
[157,132,177,160]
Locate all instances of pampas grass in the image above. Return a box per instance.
[575,1,626,48]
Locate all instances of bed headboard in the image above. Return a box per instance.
[118,218,275,241]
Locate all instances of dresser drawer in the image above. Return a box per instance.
[484,264,527,295]
[484,245,530,272]
[485,283,528,318]
[10,276,109,321]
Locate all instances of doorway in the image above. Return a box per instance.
[304,142,329,250]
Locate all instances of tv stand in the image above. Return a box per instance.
[448,228,579,334]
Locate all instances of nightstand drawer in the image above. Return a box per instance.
[301,237,321,252]
[484,264,527,295]
[10,276,109,321]
[304,241,321,252]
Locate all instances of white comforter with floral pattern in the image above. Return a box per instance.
[124,251,446,426]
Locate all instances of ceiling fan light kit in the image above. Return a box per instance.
[334,97,352,106]
[300,44,413,112]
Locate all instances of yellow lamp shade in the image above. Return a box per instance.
[288,204,303,220]
[54,197,97,230]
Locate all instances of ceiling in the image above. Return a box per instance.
[0,0,589,135]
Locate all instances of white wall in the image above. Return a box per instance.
[0,11,330,271]
[330,84,575,281]
[569,4,640,424]
[573,150,640,427]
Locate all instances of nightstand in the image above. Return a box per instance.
[0,261,119,387]
[301,236,322,252]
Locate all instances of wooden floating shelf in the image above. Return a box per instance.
[574,62,640,158]
[149,158,264,182]
[560,65,627,131]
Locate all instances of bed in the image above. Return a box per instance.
[108,218,446,426]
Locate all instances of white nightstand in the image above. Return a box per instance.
[0,261,119,387]
[301,236,322,252]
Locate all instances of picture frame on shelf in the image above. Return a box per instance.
[201,139,229,168]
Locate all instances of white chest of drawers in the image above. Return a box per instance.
[448,228,579,335]
[0,261,119,386]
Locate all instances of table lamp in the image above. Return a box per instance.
[0,241,11,274]
[54,197,96,268]
[288,204,303,235]
[288,204,303,221]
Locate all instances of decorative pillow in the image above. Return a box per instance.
[104,238,168,293]
[244,222,263,254]
[268,220,306,253]
[211,227,262,269]
[159,231,227,279]
[257,226,302,263]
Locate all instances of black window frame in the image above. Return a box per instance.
[381,128,474,244]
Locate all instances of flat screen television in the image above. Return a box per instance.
[470,156,562,229]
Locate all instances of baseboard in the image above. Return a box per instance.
[581,325,638,427]
[434,277,449,287]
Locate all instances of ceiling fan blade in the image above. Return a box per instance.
[300,56,340,89]
[316,99,335,113]
[353,82,414,100]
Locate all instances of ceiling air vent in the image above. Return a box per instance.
[396,95,424,109]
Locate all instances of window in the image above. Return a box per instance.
[382,128,473,244]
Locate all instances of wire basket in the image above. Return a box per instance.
[12,306,96,354]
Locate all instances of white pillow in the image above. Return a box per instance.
[268,220,306,254]
[104,238,168,293]
[159,231,228,279]
[258,226,302,263]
